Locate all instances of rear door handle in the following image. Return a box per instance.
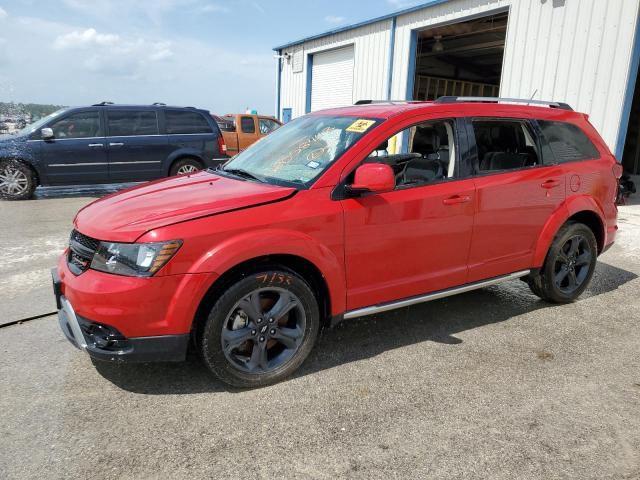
[541,179,561,189]
[109,142,124,147]
[88,143,104,148]
[443,195,471,205]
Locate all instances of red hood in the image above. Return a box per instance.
[74,172,296,242]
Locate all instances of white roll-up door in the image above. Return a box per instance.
[310,46,354,112]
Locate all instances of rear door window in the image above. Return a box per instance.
[472,119,541,173]
[240,116,256,134]
[107,110,159,136]
[165,110,213,134]
[537,120,599,163]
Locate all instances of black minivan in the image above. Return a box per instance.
[0,102,227,200]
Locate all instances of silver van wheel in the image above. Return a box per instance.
[176,164,199,175]
[0,165,29,196]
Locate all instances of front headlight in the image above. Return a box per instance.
[90,240,182,277]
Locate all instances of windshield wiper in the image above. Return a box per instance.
[221,167,264,183]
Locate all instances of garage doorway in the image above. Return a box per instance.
[621,70,640,174]
[411,12,508,101]
[309,45,355,112]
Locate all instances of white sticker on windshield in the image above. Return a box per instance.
[306,160,320,169]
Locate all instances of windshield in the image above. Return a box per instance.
[18,109,67,136]
[220,115,381,187]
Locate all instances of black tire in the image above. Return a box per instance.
[169,157,203,176]
[200,268,320,388]
[528,221,598,303]
[0,160,36,200]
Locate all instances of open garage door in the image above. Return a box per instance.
[310,46,354,111]
[412,12,507,100]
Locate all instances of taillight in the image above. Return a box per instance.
[217,135,227,155]
[612,162,623,179]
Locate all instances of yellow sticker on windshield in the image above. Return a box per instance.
[346,119,376,133]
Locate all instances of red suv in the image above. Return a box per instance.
[53,97,621,387]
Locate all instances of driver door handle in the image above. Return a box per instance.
[109,142,124,147]
[443,195,471,205]
[88,143,104,148]
[541,179,561,189]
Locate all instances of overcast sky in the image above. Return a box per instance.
[0,0,420,115]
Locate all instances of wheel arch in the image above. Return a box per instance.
[191,253,334,343]
[165,152,205,176]
[0,157,41,186]
[533,196,606,267]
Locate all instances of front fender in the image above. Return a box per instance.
[532,195,606,267]
[189,228,346,315]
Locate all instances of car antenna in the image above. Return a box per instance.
[528,89,538,105]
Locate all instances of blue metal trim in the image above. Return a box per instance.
[616,7,640,160]
[405,29,418,100]
[386,17,397,100]
[305,54,313,114]
[275,50,282,121]
[272,0,452,51]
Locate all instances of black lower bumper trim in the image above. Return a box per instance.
[86,334,190,363]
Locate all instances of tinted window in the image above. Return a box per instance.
[50,111,102,139]
[473,120,540,172]
[240,116,255,134]
[259,118,280,135]
[107,110,158,136]
[165,110,212,134]
[537,120,599,163]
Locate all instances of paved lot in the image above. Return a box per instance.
[1,189,639,479]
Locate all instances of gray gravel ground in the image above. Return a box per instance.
[0,190,639,479]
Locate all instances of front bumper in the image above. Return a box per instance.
[53,268,189,363]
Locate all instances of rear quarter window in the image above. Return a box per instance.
[165,110,213,134]
[537,120,599,164]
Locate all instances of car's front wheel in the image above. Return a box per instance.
[0,160,36,200]
[528,221,598,303]
[200,268,321,388]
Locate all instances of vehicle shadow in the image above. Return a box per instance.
[93,260,637,395]
[33,183,138,200]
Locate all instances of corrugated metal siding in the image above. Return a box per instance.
[278,0,640,152]
[501,0,640,153]
[278,20,392,119]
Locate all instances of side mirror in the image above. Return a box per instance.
[348,163,395,195]
[41,128,54,140]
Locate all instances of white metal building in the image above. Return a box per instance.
[273,0,640,174]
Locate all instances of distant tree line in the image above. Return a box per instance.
[0,102,65,120]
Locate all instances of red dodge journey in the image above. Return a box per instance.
[53,97,621,387]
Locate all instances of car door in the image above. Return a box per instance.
[466,117,566,282]
[106,109,168,182]
[341,117,476,311]
[237,115,258,151]
[40,109,108,184]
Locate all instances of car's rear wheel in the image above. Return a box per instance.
[200,268,320,388]
[0,160,36,200]
[528,222,597,303]
[170,158,203,176]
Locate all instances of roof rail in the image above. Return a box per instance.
[152,102,166,106]
[354,99,413,105]
[93,101,114,106]
[435,96,573,111]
